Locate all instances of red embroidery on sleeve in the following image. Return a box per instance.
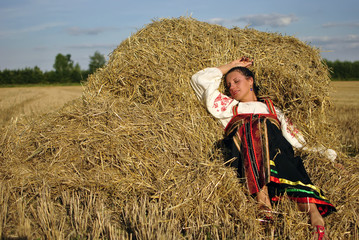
[286,119,299,137]
[213,94,233,112]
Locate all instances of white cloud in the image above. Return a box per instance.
[301,34,359,50]
[207,18,227,25]
[208,13,298,28]
[237,13,298,27]
[65,26,127,36]
[66,27,108,36]
[322,22,359,28]
[0,22,66,38]
[67,43,117,49]
[303,34,359,44]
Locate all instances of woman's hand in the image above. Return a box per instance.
[218,57,254,75]
[232,56,254,68]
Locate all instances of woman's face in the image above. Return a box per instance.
[225,70,255,102]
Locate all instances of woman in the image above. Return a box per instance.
[191,57,336,240]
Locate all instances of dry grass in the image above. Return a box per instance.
[0,86,83,126]
[329,81,359,156]
[0,17,358,239]
[330,81,359,107]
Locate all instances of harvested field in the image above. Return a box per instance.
[330,81,359,156]
[330,81,359,107]
[0,86,83,126]
[0,17,358,239]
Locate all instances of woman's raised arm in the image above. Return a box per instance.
[217,57,253,75]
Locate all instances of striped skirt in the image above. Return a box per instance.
[225,114,336,217]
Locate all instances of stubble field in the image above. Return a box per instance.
[0,86,83,126]
[329,81,359,155]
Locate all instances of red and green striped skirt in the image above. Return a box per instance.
[225,113,336,217]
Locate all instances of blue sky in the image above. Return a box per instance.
[1,0,359,71]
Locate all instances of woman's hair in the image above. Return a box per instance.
[223,67,259,95]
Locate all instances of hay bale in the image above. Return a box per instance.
[0,17,358,239]
[86,16,335,147]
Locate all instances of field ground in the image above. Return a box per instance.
[330,81,359,107]
[0,85,83,126]
[329,81,359,155]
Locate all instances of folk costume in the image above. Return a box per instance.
[191,67,336,217]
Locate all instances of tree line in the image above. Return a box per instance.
[0,56,358,85]
[324,59,359,80]
[0,51,106,85]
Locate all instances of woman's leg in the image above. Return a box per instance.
[257,188,326,226]
[297,203,324,227]
[256,185,272,209]
[297,203,328,239]
[256,185,275,224]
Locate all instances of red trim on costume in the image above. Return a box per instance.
[224,113,278,132]
[249,115,261,177]
[270,176,281,183]
[265,98,277,116]
[271,196,334,216]
[242,124,259,193]
[269,176,335,208]
[264,99,271,114]
[287,196,335,208]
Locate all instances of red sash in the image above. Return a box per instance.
[224,98,280,194]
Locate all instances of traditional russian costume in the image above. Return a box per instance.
[225,98,335,216]
[191,67,336,217]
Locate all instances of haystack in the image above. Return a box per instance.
[0,17,358,239]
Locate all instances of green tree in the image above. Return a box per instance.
[324,59,359,80]
[0,69,12,85]
[53,53,74,82]
[89,51,106,74]
[71,63,83,83]
[53,54,73,73]
[353,61,359,79]
[32,66,45,83]
[44,70,57,84]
